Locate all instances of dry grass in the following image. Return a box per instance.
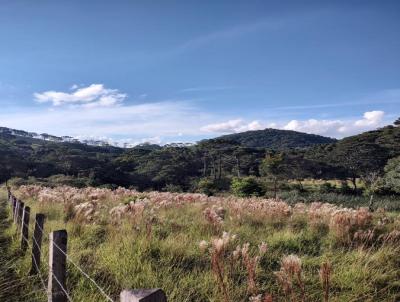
[3,184,400,301]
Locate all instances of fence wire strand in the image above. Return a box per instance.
[14,194,115,302]
[52,272,74,302]
[21,221,47,293]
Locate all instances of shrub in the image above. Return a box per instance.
[319,182,336,193]
[163,184,183,193]
[383,156,400,193]
[231,177,264,197]
[196,178,230,196]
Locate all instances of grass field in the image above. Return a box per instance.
[1,185,400,301]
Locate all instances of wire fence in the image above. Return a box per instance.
[15,195,115,302]
[3,186,167,302]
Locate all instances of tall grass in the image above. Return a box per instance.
[2,185,400,301]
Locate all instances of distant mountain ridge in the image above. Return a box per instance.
[0,126,128,147]
[1,126,336,150]
[212,128,337,149]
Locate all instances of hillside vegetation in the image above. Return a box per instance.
[1,124,400,200]
[215,128,336,149]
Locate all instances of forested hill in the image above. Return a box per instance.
[0,124,399,191]
[214,128,336,149]
[304,125,400,175]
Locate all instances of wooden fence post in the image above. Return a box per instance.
[30,213,45,275]
[17,201,24,231]
[48,230,68,302]
[21,206,30,252]
[12,197,16,221]
[13,199,20,224]
[120,289,167,302]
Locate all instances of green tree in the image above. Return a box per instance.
[394,117,400,126]
[259,152,286,198]
[383,156,400,193]
[231,176,264,197]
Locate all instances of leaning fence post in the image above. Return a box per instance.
[48,230,68,302]
[21,206,30,252]
[12,197,16,220]
[30,213,45,275]
[17,201,24,230]
[13,199,20,224]
[120,289,167,302]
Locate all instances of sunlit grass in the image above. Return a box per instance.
[2,185,400,301]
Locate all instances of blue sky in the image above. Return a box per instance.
[0,0,399,146]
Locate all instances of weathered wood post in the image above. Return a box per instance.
[17,201,24,231]
[21,206,30,252]
[120,289,167,302]
[30,213,45,275]
[48,230,68,302]
[13,199,20,224]
[12,197,17,221]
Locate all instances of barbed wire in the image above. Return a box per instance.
[51,239,114,302]
[21,217,72,301]
[21,220,47,293]
[14,195,114,302]
[52,273,73,302]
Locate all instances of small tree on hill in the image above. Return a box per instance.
[231,176,264,197]
[260,152,286,199]
[383,156,400,193]
[394,117,400,127]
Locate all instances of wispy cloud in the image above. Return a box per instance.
[34,84,127,108]
[272,89,400,111]
[179,86,235,93]
[170,18,285,55]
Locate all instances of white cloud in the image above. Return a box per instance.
[354,110,384,126]
[283,110,385,137]
[200,111,387,138]
[0,101,213,142]
[201,119,263,133]
[34,84,127,108]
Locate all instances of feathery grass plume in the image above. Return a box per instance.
[237,242,266,295]
[73,201,99,223]
[352,229,375,248]
[203,206,225,231]
[200,231,237,302]
[249,294,262,302]
[249,292,273,301]
[319,261,332,302]
[379,229,400,245]
[274,254,305,302]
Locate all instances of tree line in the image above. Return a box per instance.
[1,121,399,197]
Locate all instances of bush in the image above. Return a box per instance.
[195,178,231,196]
[319,182,336,193]
[384,156,400,193]
[231,177,264,197]
[163,184,183,193]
